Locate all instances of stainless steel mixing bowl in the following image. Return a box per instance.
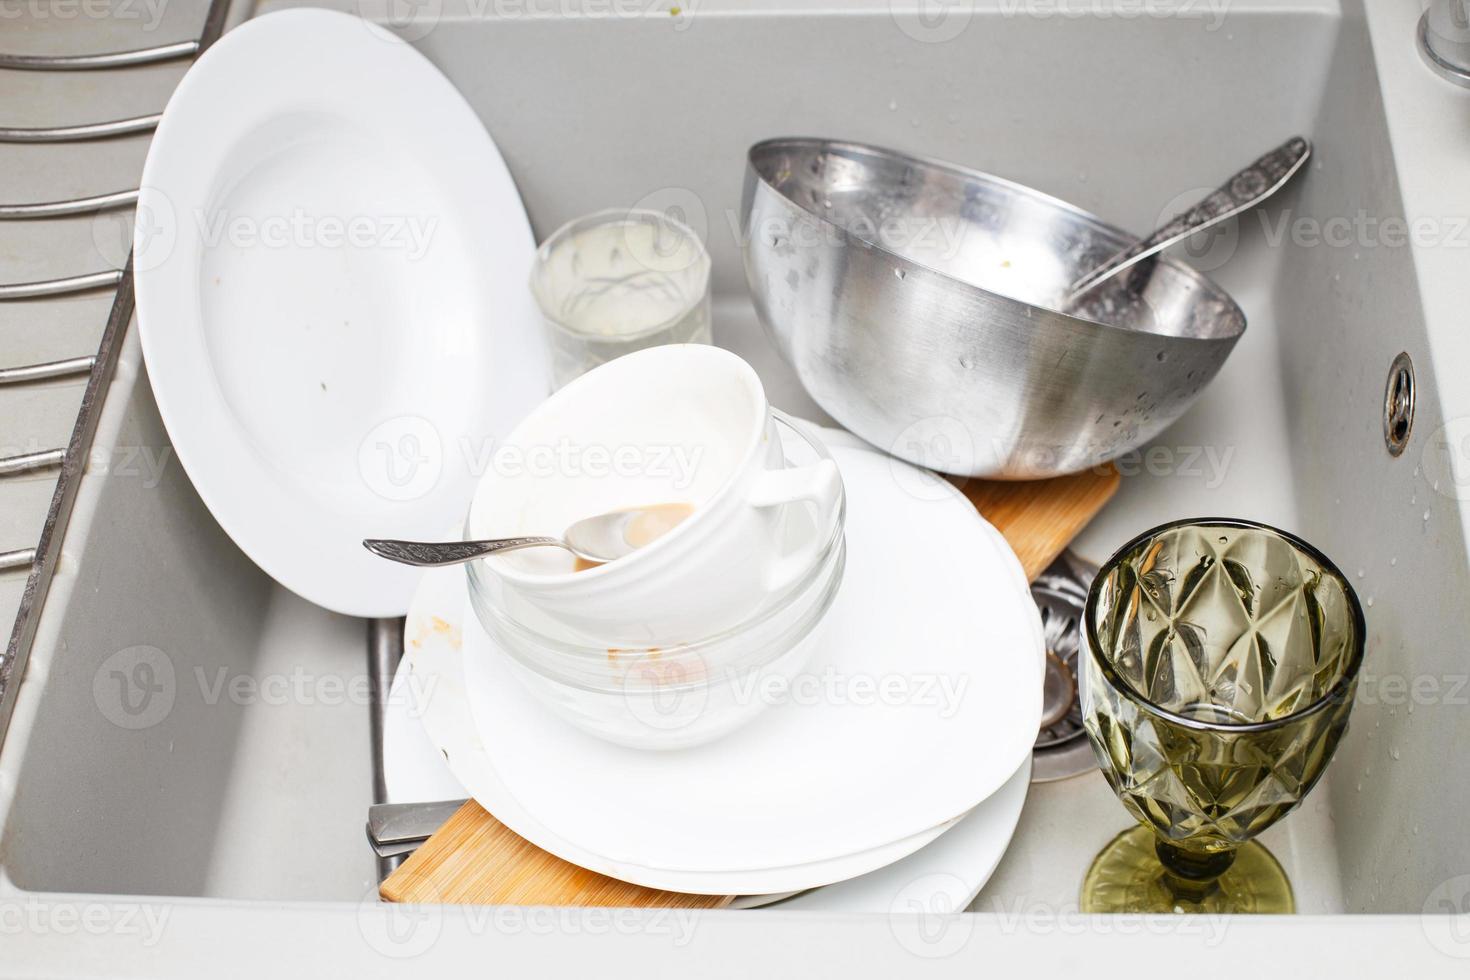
[741,138,1247,479]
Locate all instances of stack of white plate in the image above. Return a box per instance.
[385,426,1043,910]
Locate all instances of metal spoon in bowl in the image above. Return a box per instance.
[362,502,694,568]
[1061,135,1312,309]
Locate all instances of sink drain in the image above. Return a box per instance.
[1384,351,1415,458]
[1030,551,1100,782]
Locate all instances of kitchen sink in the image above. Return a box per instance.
[2,0,1469,971]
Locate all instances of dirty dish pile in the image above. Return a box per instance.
[387,419,1044,897]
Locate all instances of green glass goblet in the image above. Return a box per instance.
[1079,518,1365,914]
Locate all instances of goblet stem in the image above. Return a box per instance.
[1155,841,1237,904]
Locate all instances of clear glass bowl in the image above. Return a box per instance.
[465,415,846,749]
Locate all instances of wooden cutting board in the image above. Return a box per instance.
[380,465,1119,907]
[957,466,1120,580]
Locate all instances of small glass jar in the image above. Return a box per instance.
[529,208,712,388]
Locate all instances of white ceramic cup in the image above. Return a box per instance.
[466,344,842,645]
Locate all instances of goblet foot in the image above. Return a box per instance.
[1080,827,1294,914]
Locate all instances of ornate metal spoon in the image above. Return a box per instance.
[363,502,693,568]
[1062,135,1312,308]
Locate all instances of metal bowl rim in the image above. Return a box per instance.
[745,136,1248,344]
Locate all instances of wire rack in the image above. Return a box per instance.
[0,0,232,741]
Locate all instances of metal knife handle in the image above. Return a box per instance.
[367,798,469,847]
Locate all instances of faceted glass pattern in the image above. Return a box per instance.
[1082,521,1364,855]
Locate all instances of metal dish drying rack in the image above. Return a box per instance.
[0,2,230,744]
[0,1,408,884]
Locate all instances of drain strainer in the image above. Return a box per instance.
[1384,351,1415,458]
[1030,550,1100,782]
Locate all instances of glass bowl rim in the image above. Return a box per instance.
[1083,516,1367,734]
[483,538,846,694]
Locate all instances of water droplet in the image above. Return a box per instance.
[1155,351,1167,362]
[1413,825,1420,836]
[893,268,906,280]
[958,354,975,370]
[1423,510,1431,521]
[888,98,898,112]
[1391,747,1401,760]
[1356,782,1362,792]
[1390,556,1398,567]
[1357,568,1365,578]
[1366,596,1374,607]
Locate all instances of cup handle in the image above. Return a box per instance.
[747,457,843,594]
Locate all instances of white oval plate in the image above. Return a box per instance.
[461,440,1044,873]
[387,557,1032,900]
[134,9,548,616]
